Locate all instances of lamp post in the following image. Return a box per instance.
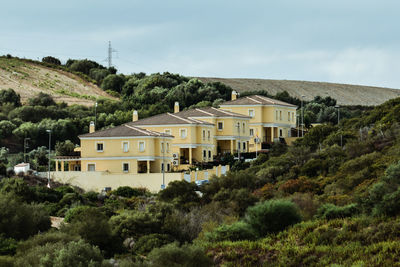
[24,137,30,163]
[94,102,98,127]
[301,95,305,137]
[46,130,51,188]
[335,105,342,147]
[236,123,241,161]
[161,136,165,189]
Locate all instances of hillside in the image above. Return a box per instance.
[198,77,400,106]
[0,57,115,106]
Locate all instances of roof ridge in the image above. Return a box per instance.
[195,108,215,116]
[124,125,151,136]
[254,95,275,104]
[167,112,195,124]
[246,96,262,104]
[214,107,236,116]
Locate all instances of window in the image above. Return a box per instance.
[180,129,187,138]
[238,142,241,150]
[280,111,282,120]
[161,163,164,172]
[280,129,283,137]
[292,112,294,122]
[276,110,278,120]
[88,164,95,171]
[243,123,245,133]
[208,150,211,159]
[217,122,223,130]
[122,142,129,152]
[203,150,207,159]
[123,163,129,172]
[243,142,246,151]
[167,163,171,172]
[139,141,145,152]
[96,143,103,152]
[161,142,165,153]
[250,128,254,136]
[207,130,211,141]
[248,109,255,117]
[166,142,170,152]
[202,130,206,140]
[165,129,171,135]
[288,112,290,121]
[237,122,240,133]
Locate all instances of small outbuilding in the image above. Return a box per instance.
[14,163,30,174]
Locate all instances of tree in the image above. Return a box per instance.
[0,89,21,107]
[55,140,76,156]
[28,92,56,106]
[42,56,61,65]
[101,74,126,93]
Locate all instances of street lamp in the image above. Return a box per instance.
[335,105,342,147]
[24,137,30,163]
[236,123,241,161]
[301,95,305,137]
[46,129,51,188]
[161,136,165,189]
[94,102,98,127]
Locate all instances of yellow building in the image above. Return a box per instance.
[128,103,251,166]
[77,122,173,174]
[219,92,297,151]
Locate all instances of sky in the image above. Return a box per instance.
[1,0,400,88]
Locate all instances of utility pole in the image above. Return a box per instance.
[46,130,52,188]
[24,137,30,163]
[236,123,241,161]
[162,136,165,189]
[94,102,98,127]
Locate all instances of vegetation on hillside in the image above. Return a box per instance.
[1,93,400,265]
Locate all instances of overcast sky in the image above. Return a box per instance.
[1,0,400,88]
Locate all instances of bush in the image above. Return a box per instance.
[61,207,117,253]
[244,199,301,236]
[133,234,174,255]
[64,205,92,222]
[144,242,212,267]
[112,186,147,198]
[0,193,51,240]
[14,239,109,267]
[42,56,61,65]
[316,203,359,219]
[158,180,200,210]
[0,235,17,255]
[206,221,257,242]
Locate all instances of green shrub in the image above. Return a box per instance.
[158,180,200,210]
[206,221,257,242]
[0,235,17,255]
[133,234,174,255]
[316,203,359,219]
[244,199,301,236]
[14,239,109,267]
[112,186,147,198]
[17,231,79,254]
[64,205,92,222]
[0,255,14,266]
[0,194,51,240]
[144,242,212,267]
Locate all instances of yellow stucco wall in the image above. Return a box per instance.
[50,171,183,193]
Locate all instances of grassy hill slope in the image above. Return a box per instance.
[0,57,115,106]
[197,77,400,106]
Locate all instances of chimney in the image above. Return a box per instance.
[89,121,95,133]
[231,90,237,101]
[132,110,138,121]
[174,101,180,113]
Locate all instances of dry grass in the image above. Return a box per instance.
[198,77,400,106]
[0,58,116,106]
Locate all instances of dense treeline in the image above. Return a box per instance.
[1,96,400,265]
